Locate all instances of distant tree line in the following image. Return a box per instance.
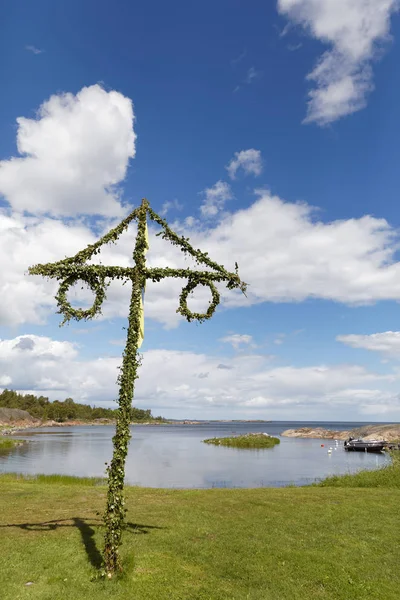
[0,389,165,423]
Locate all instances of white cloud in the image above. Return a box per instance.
[338,331,400,357]
[2,86,400,329]
[0,84,136,216]
[0,334,113,398]
[231,50,247,66]
[226,149,263,179]
[246,67,261,84]
[0,207,227,328]
[0,210,95,326]
[184,216,197,227]
[233,66,262,93]
[277,0,399,124]
[287,43,303,52]
[220,334,253,349]
[200,180,233,217]
[203,191,400,307]
[279,22,292,37]
[160,198,183,216]
[1,334,398,419]
[159,190,400,320]
[25,45,43,55]
[109,339,125,346]
[4,190,400,328]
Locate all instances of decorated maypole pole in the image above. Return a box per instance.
[29,199,246,575]
[102,199,149,574]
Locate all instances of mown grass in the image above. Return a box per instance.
[203,433,280,449]
[0,436,24,450]
[1,462,399,600]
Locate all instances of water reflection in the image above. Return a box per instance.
[0,422,391,488]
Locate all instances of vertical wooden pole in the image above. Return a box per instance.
[102,199,148,575]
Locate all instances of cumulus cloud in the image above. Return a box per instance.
[0,207,223,328]
[277,0,399,124]
[4,190,400,328]
[220,334,253,349]
[203,191,400,307]
[200,180,233,217]
[0,334,109,397]
[226,149,263,179]
[0,210,95,326]
[0,334,398,418]
[338,331,400,357]
[0,84,136,216]
[3,86,400,329]
[0,335,78,362]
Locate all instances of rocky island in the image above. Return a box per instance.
[281,424,400,442]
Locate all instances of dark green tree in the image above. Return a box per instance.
[0,389,155,422]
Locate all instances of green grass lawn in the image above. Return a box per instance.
[203,433,280,448]
[0,459,399,600]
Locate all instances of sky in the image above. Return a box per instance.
[1,0,400,421]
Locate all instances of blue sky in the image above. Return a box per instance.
[1,0,400,421]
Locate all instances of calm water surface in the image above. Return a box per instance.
[0,421,392,488]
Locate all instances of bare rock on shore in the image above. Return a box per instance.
[348,424,400,442]
[281,427,349,440]
[0,407,40,425]
[281,424,400,442]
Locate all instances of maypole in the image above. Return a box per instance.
[29,198,246,575]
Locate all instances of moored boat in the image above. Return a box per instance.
[344,437,387,453]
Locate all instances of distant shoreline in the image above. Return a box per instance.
[159,420,273,425]
[1,418,273,435]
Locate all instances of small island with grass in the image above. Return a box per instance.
[0,437,25,451]
[203,432,280,449]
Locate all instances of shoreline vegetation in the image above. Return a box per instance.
[0,437,25,451]
[1,452,398,488]
[0,389,272,436]
[0,389,166,436]
[0,456,399,599]
[203,433,280,449]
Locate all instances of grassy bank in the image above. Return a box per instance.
[203,433,280,449]
[0,436,24,451]
[316,452,400,488]
[1,462,399,600]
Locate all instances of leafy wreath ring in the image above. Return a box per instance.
[177,277,220,322]
[56,272,107,322]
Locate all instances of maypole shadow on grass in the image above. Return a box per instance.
[29,198,247,576]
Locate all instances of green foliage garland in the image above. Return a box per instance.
[28,198,246,576]
[178,278,220,322]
